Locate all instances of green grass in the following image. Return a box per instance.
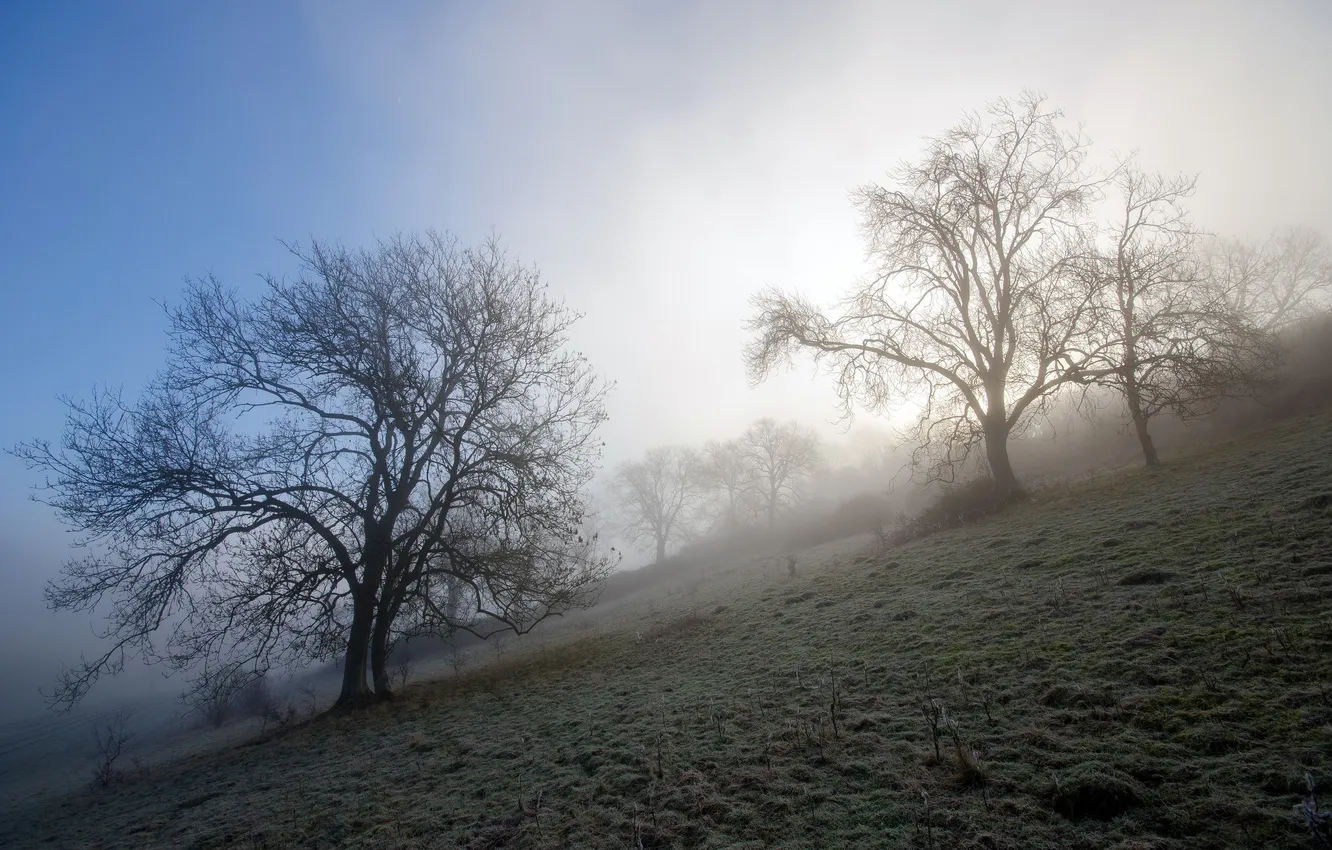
[6,412,1332,849]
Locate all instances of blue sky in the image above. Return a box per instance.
[0,3,443,712]
[3,4,382,442]
[1,0,1329,717]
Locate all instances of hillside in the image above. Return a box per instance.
[4,412,1332,849]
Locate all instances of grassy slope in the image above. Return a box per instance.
[5,413,1332,850]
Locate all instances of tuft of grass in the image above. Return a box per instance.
[1051,762,1143,821]
[1118,568,1175,586]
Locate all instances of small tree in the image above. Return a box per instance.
[235,673,277,722]
[746,92,1114,498]
[1080,166,1281,466]
[612,446,704,563]
[388,641,414,690]
[90,709,134,789]
[739,418,821,529]
[194,664,248,729]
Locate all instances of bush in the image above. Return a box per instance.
[192,667,249,729]
[770,492,902,552]
[1118,569,1175,586]
[90,709,134,789]
[236,675,276,720]
[390,643,415,690]
[889,477,1017,545]
[829,492,896,536]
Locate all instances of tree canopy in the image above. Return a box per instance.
[747,92,1113,496]
[16,232,615,709]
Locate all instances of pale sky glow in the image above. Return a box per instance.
[298,0,1332,463]
[1,0,1329,717]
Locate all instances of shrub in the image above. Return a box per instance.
[192,667,249,729]
[236,674,276,720]
[830,492,896,537]
[90,709,134,789]
[889,477,1018,545]
[389,643,415,690]
[774,493,897,552]
[1118,569,1175,586]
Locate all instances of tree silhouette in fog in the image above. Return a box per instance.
[1076,167,1283,466]
[739,418,821,530]
[15,232,614,709]
[747,92,1117,497]
[611,446,704,563]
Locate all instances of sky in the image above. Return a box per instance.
[1,0,1330,718]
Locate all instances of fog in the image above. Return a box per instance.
[2,0,1331,729]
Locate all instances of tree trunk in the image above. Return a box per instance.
[335,588,375,708]
[1124,380,1159,467]
[369,543,405,701]
[1132,414,1159,467]
[982,423,1022,499]
[655,535,667,564]
[335,524,387,709]
[369,612,394,700]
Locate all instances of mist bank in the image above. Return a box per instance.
[604,312,1332,590]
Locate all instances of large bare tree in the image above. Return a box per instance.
[740,418,821,530]
[1080,167,1281,466]
[15,232,614,709]
[746,92,1113,497]
[611,446,704,563]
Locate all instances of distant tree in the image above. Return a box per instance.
[1079,167,1282,466]
[699,438,757,532]
[740,418,821,529]
[746,92,1115,498]
[1204,227,1332,332]
[612,446,704,563]
[844,426,906,484]
[14,232,614,710]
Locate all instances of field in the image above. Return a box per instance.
[3,412,1332,849]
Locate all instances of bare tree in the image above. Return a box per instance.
[740,418,821,529]
[389,641,414,690]
[612,446,704,563]
[235,672,277,721]
[746,92,1114,498]
[699,438,757,532]
[1079,167,1282,466]
[14,232,614,710]
[90,709,134,788]
[233,674,299,732]
[1205,227,1332,332]
[194,664,247,728]
[297,682,320,718]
